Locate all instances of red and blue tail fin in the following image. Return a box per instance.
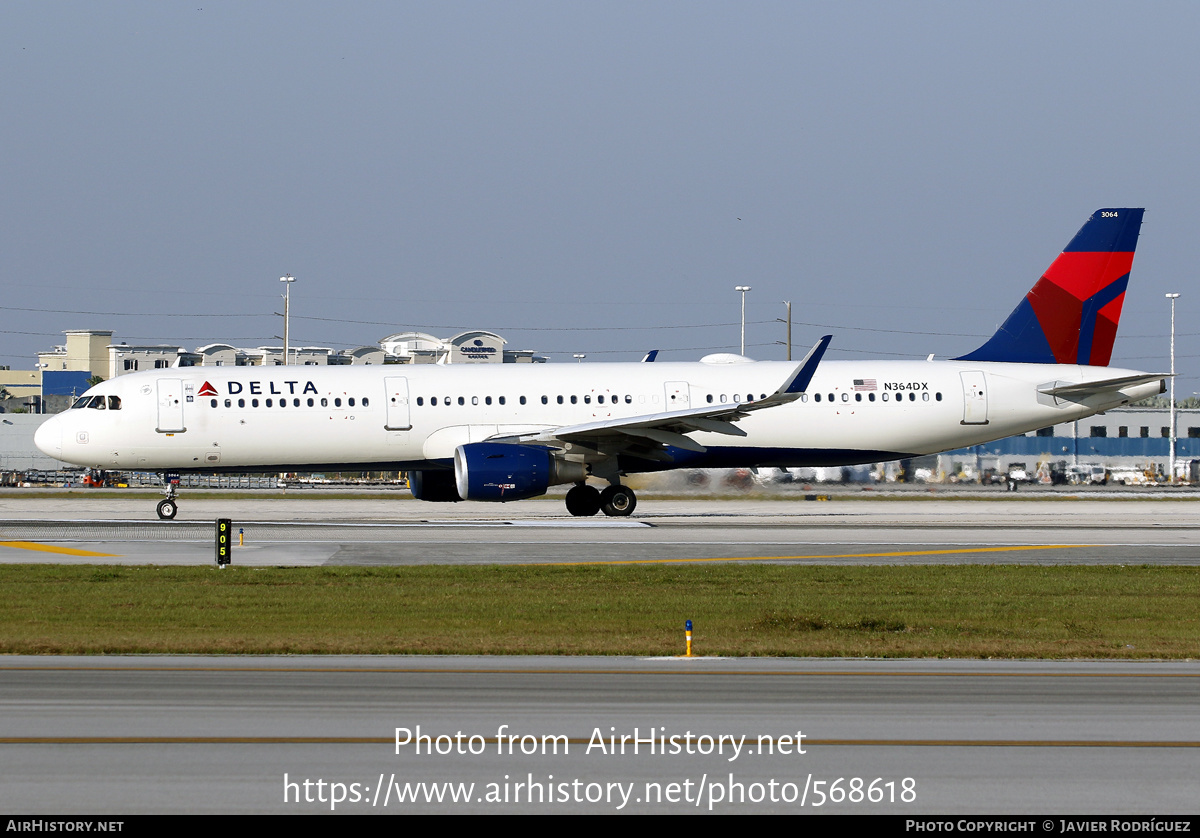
[955,208,1143,366]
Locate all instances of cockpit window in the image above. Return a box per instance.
[107,396,121,411]
[88,396,106,409]
[71,397,90,409]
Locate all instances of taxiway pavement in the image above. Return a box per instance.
[0,494,1197,565]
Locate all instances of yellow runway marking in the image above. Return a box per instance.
[537,544,1086,566]
[0,541,119,558]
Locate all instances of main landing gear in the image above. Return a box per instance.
[156,474,180,520]
[565,483,637,517]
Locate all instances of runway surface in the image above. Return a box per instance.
[2,655,1198,814]
[0,494,1197,565]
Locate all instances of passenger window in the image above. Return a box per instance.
[210,399,217,408]
[571,396,577,404]
[707,394,713,403]
[225,399,231,407]
[909,392,915,401]
[855,393,861,402]
[349,398,356,407]
[417,397,424,406]
[266,399,273,407]
[498,396,506,405]
[935,392,942,401]
[557,396,563,404]
[625,395,632,404]
[238,398,246,408]
[584,395,591,404]
[293,398,300,407]
[485,396,492,405]
[321,398,328,407]
[799,394,808,403]
[922,392,929,401]
[362,397,369,407]
[734,394,741,403]
[307,398,314,407]
[814,393,821,402]
[541,396,548,405]
[457,397,464,406]
[252,399,259,407]
[471,396,477,406]
[335,398,342,407]
[882,393,889,401]
[868,393,875,402]
[520,396,527,405]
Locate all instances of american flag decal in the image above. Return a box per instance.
[853,379,877,391]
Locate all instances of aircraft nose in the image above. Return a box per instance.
[34,416,62,458]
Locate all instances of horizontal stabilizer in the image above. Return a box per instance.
[1039,373,1168,399]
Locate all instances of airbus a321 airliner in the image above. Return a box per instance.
[36,208,1165,519]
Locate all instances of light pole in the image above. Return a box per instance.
[280,275,295,366]
[1166,292,1180,483]
[735,286,752,355]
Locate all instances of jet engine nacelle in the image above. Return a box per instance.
[454,442,586,502]
[409,469,462,502]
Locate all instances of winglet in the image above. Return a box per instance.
[781,335,832,394]
[641,350,659,363]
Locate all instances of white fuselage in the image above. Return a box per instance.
[35,358,1162,474]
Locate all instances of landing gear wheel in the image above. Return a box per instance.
[156,499,178,520]
[564,484,601,517]
[600,485,637,517]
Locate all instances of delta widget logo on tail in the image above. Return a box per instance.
[956,208,1143,366]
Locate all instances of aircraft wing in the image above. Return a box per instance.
[490,336,831,459]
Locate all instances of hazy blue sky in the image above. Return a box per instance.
[3,2,1199,393]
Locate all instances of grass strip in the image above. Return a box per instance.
[1,564,1197,658]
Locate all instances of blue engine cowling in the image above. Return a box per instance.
[454,443,552,502]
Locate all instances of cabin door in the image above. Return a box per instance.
[960,371,989,425]
[384,376,412,431]
[156,378,187,433]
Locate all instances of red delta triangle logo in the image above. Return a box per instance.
[197,381,219,397]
